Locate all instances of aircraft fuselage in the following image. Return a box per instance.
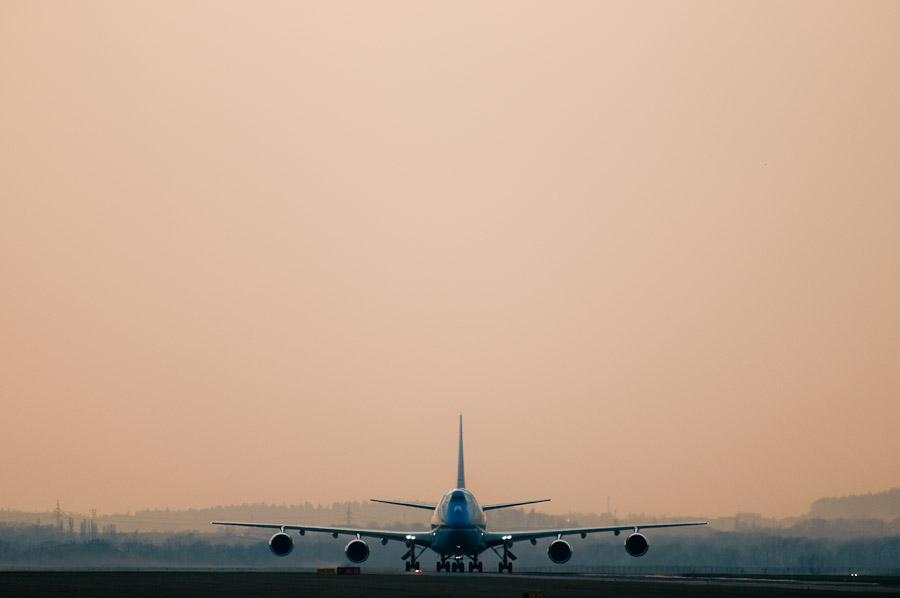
[430,488,487,555]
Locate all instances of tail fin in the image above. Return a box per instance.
[457,414,465,489]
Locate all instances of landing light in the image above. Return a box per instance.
[405,535,416,541]
[502,535,512,541]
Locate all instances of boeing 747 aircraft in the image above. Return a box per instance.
[211,417,707,572]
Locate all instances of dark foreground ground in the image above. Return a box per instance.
[1,572,898,598]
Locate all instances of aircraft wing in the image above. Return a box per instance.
[483,521,708,547]
[210,521,434,547]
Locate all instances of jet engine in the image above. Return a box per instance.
[624,532,649,557]
[345,538,370,563]
[547,539,573,564]
[268,532,294,556]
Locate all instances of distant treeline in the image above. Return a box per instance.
[3,486,900,573]
[811,488,900,521]
[0,502,597,535]
[4,486,900,537]
[5,499,900,538]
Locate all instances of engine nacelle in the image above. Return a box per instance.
[547,539,573,564]
[345,538,370,563]
[268,532,294,556]
[624,532,649,557]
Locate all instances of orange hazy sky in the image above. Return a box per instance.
[1,1,899,520]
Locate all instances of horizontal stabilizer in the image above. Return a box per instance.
[483,499,551,511]
[370,499,436,511]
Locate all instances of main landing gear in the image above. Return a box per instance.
[436,556,483,572]
[490,542,516,573]
[402,543,426,572]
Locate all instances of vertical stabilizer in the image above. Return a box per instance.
[457,414,466,489]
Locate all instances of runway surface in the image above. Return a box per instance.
[1,571,898,597]
[540,572,900,594]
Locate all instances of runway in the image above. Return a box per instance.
[2,571,898,597]
[519,572,900,594]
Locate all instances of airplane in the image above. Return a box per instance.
[211,416,707,573]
